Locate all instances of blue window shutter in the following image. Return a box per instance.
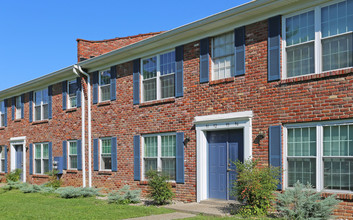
[268,15,281,81]
[62,141,67,170]
[133,59,140,105]
[110,66,117,101]
[49,142,53,171]
[77,140,82,171]
[76,77,82,108]
[111,137,117,172]
[4,99,7,127]
[93,138,99,171]
[29,92,33,122]
[21,94,24,119]
[54,157,63,174]
[48,86,53,119]
[29,144,33,174]
[176,132,185,184]
[4,146,8,173]
[200,37,209,83]
[234,26,246,76]
[269,125,282,190]
[62,81,67,110]
[92,71,99,104]
[11,97,15,120]
[175,45,184,97]
[133,135,140,181]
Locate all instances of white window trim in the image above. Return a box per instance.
[0,100,4,127]
[34,88,49,121]
[99,69,111,103]
[68,140,78,170]
[141,132,176,181]
[34,142,49,175]
[281,0,353,79]
[140,50,175,103]
[0,146,5,173]
[67,80,77,109]
[100,137,111,171]
[283,119,353,194]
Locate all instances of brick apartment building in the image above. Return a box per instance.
[1,0,353,218]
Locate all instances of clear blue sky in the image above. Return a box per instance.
[0,0,250,91]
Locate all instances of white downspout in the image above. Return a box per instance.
[74,65,92,188]
[73,67,86,187]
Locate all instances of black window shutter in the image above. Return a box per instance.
[234,26,246,76]
[76,77,81,108]
[110,66,117,101]
[268,15,281,81]
[48,86,53,119]
[133,59,141,105]
[269,125,282,190]
[175,45,184,97]
[62,81,67,110]
[200,37,209,83]
[92,71,99,104]
[133,135,140,181]
[176,132,185,184]
[111,137,117,172]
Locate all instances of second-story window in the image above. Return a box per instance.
[68,80,77,108]
[15,96,21,119]
[0,101,5,127]
[99,70,111,102]
[34,88,48,121]
[212,32,235,80]
[142,51,175,102]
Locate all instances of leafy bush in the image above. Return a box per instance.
[276,181,340,220]
[232,159,280,217]
[108,185,141,204]
[5,169,22,182]
[19,184,55,194]
[1,181,26,191]
[45,170,62,189]
[146,170,174,205]
[55,186,100,199]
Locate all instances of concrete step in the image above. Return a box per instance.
[200,199,240,206]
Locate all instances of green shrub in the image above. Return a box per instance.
[19,184,55,194]
[146,170,174,205]
[55,186,100,199]
[108,185,141,204]
[1,181,26,191]
[45,170,62,189]
[276,181,340,220]
[232,159,280,217]
[5,169,22,182]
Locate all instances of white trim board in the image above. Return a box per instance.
[195,111,253,202]
[10,136,26,183]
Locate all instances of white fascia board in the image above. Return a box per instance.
[194,111,253,125]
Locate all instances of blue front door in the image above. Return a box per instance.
[15,145,23,180]
[208,129,244,200]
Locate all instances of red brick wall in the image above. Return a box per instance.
[77,32,163,62]
[0,18,352,219]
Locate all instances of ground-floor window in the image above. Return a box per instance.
[0,146,5,173]
[100,138,111,171]
[286,121,353,192]
[68,141,77,169]
[34,143,49,174]
[143,133,176,180]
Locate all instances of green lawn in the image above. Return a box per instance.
[0,190,173,220]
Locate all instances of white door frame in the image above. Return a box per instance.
[194,111,253,202]
[10,136,27,183]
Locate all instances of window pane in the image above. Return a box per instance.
[324,158,353,191]
[100,85,110,102]
[143,57,157,79]
[286,11,315,46]
[43,144,49,158]
[288,158,316,187]
[287,127,316,156]
[35,106,41,121]
[70,156,77,169]
[145,136,157,157]
[42,89,48,104]
[69,142,77,155]
[101,156,111,170]
[100,70,111,86]
[15,96,21,119]
[160,51,175,76]
[322,1,351,38]
[213,55,234,80]
[322,34,352,72]
[68,81,77,108]
[287,42,315,77]
[101,139,111,154]
[35,159,41,174]
[69,96,77,108]
[213,32,234,58]
[143,79,156,101]
[1,160,4,172]
[324,125,352,156]
[161,135,176,157]
[162,158,176,180]
[42,104,49,120]
[35,91,42,106]
[35,145,41,159]
[43,159,49,174]
[0,147,4,159]
[144,158,157,175]
[161,74,175,99]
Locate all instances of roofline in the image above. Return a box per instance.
[76,31,165,43]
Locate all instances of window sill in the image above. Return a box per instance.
[97,101,111,107]
[139,97,175,108]
[32,120,49,125]
[65,108,77,113]
[66,170,78,174]
[14,119,22,122]
[32,174,49,179]
[281,67,353,85]
[98,171,112,175]
[209,77,235,86]
[139,180,176,187]
[0,127,5,130]
[321,192,353,201]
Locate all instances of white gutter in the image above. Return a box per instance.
[74,65,92,188]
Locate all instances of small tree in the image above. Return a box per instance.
[146,170,174,205]
[45,170,62,189]
[276,181,340,219]
[5,169,22,182]
[232,159,280,217]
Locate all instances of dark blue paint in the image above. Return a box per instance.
[15,145,23,180]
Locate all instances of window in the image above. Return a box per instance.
[68,141,77,169]
[143,134,176,180]
[99,70,111,102]
[0,101,5,127]
[34,143,49,175]
[68,80,77,109]
[212,32,235,80]
[15,96,21,119]
[284,0,353,78]
[285,122,353,192]
[0,146,5,173]
[34,88,49,121]
[142,51,175,102]
[100,138,111,170]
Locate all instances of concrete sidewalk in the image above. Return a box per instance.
[125,212,196,220]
